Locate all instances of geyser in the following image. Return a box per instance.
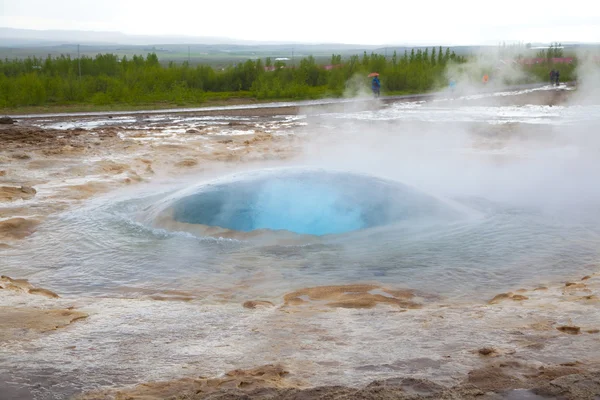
[155,169,464,237]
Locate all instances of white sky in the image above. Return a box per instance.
[1,0,600,45]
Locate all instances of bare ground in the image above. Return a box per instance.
[3,88,599,400]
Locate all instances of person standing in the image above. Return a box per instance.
[372,75,381,98]
[555,70,560,86]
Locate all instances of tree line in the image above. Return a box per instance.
[0,47,570,109]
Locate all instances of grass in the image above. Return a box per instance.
[1,94,316,115]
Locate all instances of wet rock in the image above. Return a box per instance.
[0,217,40,240]
[565,282,587,290]
[1,276,59,298]
[478,347,498,356]
[467,362,532,392]
[0,307,88,341]
[96,160,130,175]
[80,364,293,399]
[556,325,581,335]
[366,377,445,396]
[283,284,421,309]
[0,185,36,201]
[489,293,512,304]
[28,288,60,299]
[585,329,599,334]
[243,300,275,309]
[488,292,528,304]
[175,159,199,168]
[581,275,591,281]
[0,116,15,124]
[149,295,194,302]
[11,153,31,160]
[534,372,600,399]
[511,294,529,301]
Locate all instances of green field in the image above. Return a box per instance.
[0,40,583,114]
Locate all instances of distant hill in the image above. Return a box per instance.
[0,27,381,49]
[1,27,597,67]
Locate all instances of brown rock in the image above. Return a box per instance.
[1,276,61,299]
[97,161,130,175]
[80,364,292,399]
[581,276,591,280]
[585,329,599,334]
[0,217,40,240]
[174,159,198,168]
[488,292,527,304]
[511,294,529,301]
[489,293,513,304]
[0,307,88,341]
[0,116,15,124]
[478,347,497,356]
[149,295,194,302]
[283,284,420,309]
[243,300,275,309]
[556,326,581,335]
[28,288,60,299]
[0,185,36,201]
[565,282,587,288]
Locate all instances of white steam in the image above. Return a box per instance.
[296,57,600,219]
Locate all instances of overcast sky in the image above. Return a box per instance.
[1,0,599,45]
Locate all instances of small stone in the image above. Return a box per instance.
[585,329,599,334]
[28,288,60,298]
[511,295,529,301]
[243,300,275,309]
[556,326,581,335]
[488,292,528,304]
[488,293,512,304]
[0,116,15,124]
[478,347,497,356]
[581,276,591,281]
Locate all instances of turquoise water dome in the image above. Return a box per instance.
[168,169,463,236]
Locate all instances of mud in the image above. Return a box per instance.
[0,276,87,343]
[0,217,41,240]
[282,284,422,309]
[0,307,88,342]
[79,362,600,400]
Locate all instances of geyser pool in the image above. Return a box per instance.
[154,169,465,236]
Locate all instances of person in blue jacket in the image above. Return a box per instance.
[371,75,381,97]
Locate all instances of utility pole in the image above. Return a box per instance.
[188,46,190,63]
[292,48,294,66]
[77,44,81,80]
